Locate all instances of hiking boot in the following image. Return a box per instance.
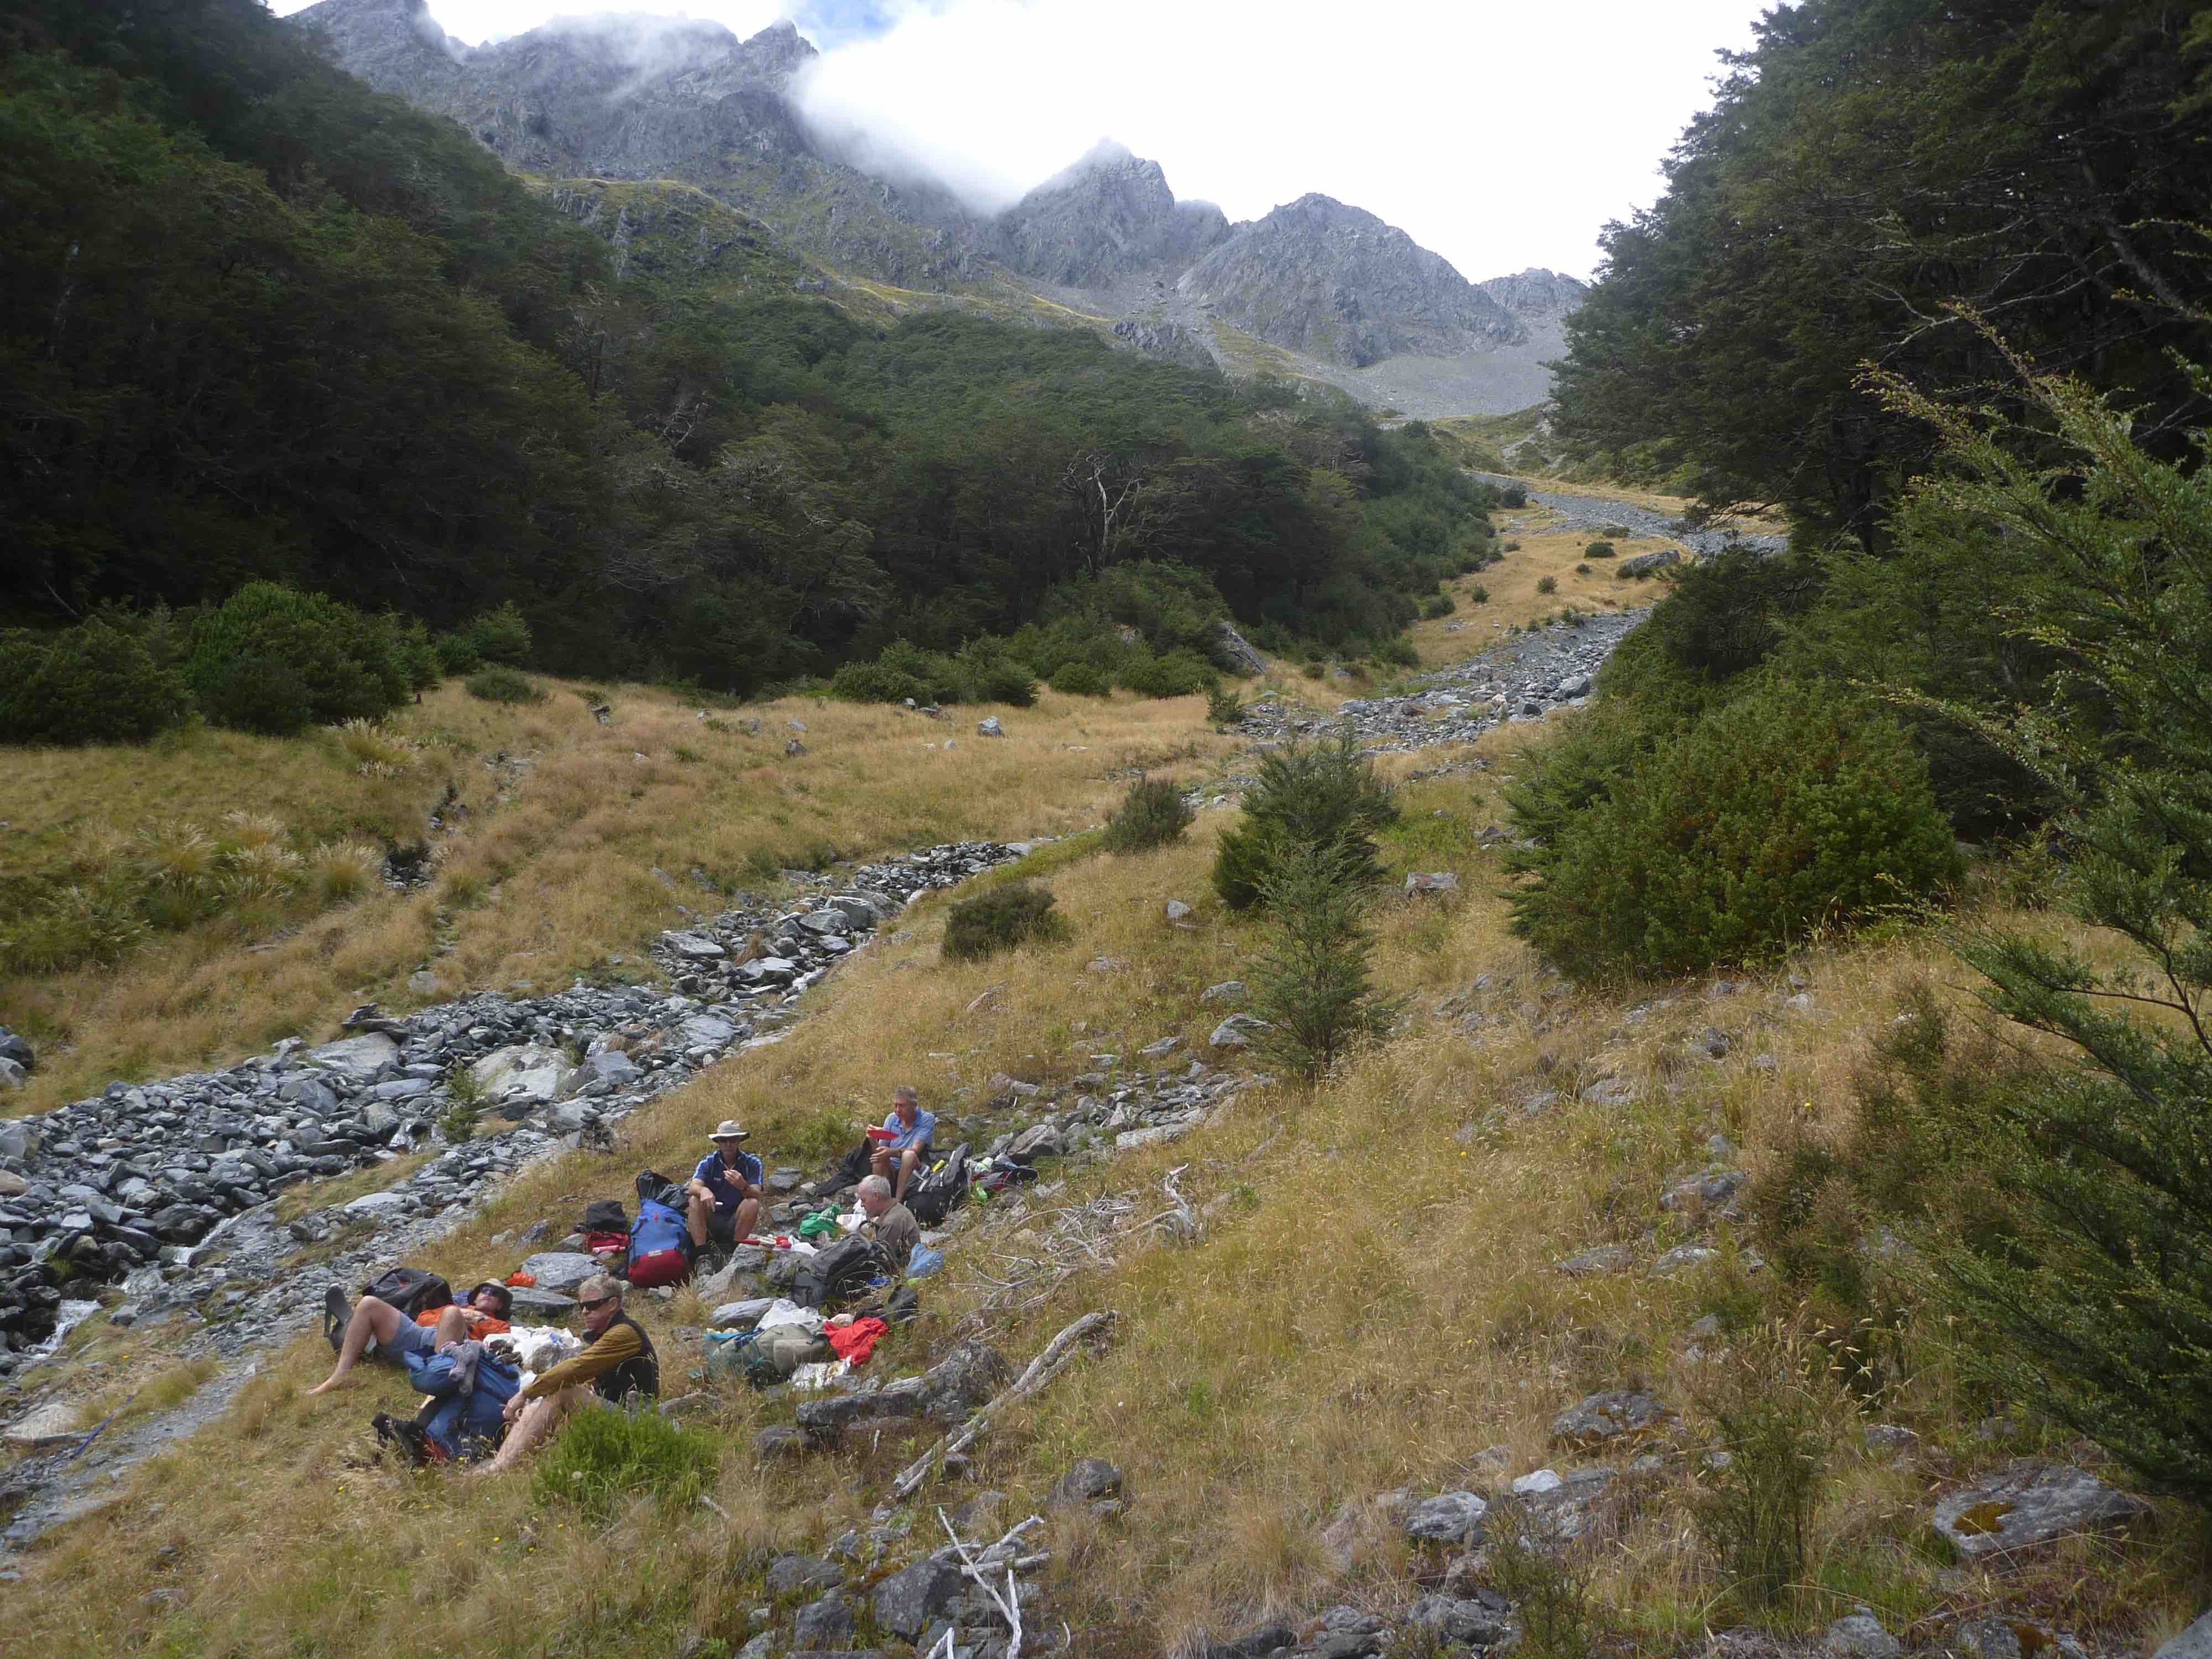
[323,1285,351,1354]
[372,1411,424,1467]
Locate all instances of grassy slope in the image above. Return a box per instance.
[3,517,2195,1655]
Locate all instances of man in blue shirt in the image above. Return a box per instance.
[686,1120,763,1253]
[870,1084,936,1202]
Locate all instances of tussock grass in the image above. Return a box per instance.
[3,708,2194,1656]
[3,680,1243,1114]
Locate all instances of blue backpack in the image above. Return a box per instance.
[627,1193,694,1287]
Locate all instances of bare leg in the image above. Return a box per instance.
[307,1297,406,1394]
[734,1195,759,1239]
[686,1188,716,1249]
[870,1146,891,1183]
[894,1146,922,1200]
[473,1388,583,1475]
[428,1305,472,1346]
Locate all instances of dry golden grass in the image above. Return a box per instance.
[7,720,2194,1655]
[2,681,1247,1114]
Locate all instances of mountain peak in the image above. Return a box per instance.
[1478,267,1589,318]
[998,144,1229,289]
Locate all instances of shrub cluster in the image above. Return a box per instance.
[2,585,460,744]
[1100,776,1193,855]
[829,638,1038,708]
[432,602,533,674]
[1505,678,1958,978]
[941,880,1067,961]
[1584,540,1616,557]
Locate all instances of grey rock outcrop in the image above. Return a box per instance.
[1180,194,1522,368]
[997,140,1229,286]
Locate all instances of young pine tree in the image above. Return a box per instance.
[1874,346,2212,1502]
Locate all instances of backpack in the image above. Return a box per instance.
[904,1142,971,1227]
[627,1194,695,1288]
[360,1266,452,1319]
[793,1235,889,1310]
[826,1141,874,1196]
[582,1198,629,1234]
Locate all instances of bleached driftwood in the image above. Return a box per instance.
[890,1310,1117,1501]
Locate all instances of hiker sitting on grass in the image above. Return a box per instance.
[855,1175,920,1276]
[686,1120,762,1253]
[870,1084,935,1202]
[472,1272,658,1477]
[309,1280,514,1396]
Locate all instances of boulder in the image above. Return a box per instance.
[1202,1625,1296,1659]
[471,1044,567,1105]
[1551,1390,1668,1447]
[2154,1612,2212,1659]
[1553,1245,1634,1277]
[0,1058,24,1091]
[792,1593,852,1648]
[1049,1457,1124,1506]
[976,717,1005,738]
[1406,1593,1513,1647]
[1404,1490,1488,1546]
[561,1050,640,1097]
[1403,872,1460,898]
[4,1401,82,1447]
[306,1032,398,1079]
[503,1286,578,1318]
[871,1552,964,1642]
[0,1028,32,1070]
[661,931,727,961]
[1210,1014,1269,1051]
[1824,1613,1904,1658]
[1618,547,1680,577]
[1932,1459,2150,1558]
[517,1251,602,1293]
[1200,981,1247,1005]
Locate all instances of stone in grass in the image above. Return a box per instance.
[2154,1612,2212,1659]
[1048,1457,1123,1507]
[1551,1390,1668,1448]
[1824,1611,1903,1658]
[871,1552,965,1642]
[792,1592,853,1648]
[765,1554,843,1597]
[1209,1014,1269,1051]
[1201,980,1247,1005]
[1553,1245,1633,1277]
[1932,1459,2151,1558]
[1201,1624,1296,1659]
[517,1251,602,1293]
[1404,1490,1488,1546]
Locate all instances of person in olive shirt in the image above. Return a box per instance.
[472,1273,658,1475]
[855,1175,920,1275]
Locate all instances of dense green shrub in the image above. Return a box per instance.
[1584,541,1616,558]
[1469,585,1489,604]
[465,666,544,703]
[436,602,534,673]
[0,615,192,744]
[532,1403,719,1517]
[1048,661,1110,697]
[1100,776,1193,855]
[963,652,1039,708]
[1506,679,1958,978]
[1204,685,1245,724]
[942,880,1068,961]
[1418,594,1455,620]
[1499,484,1528,508]
[1535,576,1557,595]
[1249,843,1399,1076]
[1119,648,1217,698]
[183,583,411,735]
[829,659,932,705]
[1213,731,1398,910]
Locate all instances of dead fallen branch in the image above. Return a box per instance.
[890,1310,1118,1501]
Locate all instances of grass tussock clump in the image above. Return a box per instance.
[531,1404,721,1518]
[941,879,1068,961]
[1100,775,1194,855]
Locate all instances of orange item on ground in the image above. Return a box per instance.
[415,1310,512,1337]
[507,1272,537,1287]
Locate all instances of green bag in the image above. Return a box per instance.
[797,1209,839,1239]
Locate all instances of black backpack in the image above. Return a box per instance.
[904,1142,971,1227]
[582,1198,629,1234]
[360,1266,452,1319]
[794,1235,890,1310]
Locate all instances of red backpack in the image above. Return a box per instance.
[625,1193,694,1287]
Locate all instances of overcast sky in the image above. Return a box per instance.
[275,0,1773,280]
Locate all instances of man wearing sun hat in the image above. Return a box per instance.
[686,1119,763,1253]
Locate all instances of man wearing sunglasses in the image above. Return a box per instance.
[473,1272,658,1475]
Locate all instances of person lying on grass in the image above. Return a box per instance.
[308,1280,513,1396]
[471,1272,658,1477]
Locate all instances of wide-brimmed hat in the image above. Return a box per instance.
[708,1120,751,1142]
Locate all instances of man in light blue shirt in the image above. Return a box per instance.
[871,1084,935,1202]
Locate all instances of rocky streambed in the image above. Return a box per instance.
[0,842,1031,1541]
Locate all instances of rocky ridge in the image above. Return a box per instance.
[288,0,1581,411]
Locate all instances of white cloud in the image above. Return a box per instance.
[278,0,1770,280]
